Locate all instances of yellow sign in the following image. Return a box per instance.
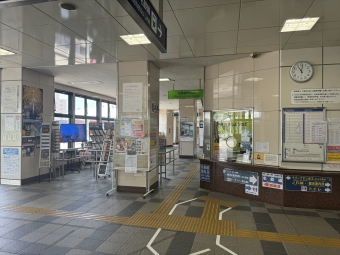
[327,152,340,161]
[254,153,264,160]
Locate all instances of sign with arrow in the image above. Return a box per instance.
[285,175,332,193]
[223,168,258,185]
[118,0,167,53]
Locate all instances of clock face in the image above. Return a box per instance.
[226,136,237,148]
[290,61,313,82]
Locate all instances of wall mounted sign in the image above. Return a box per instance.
[223,168,258,185]
[118,0,167,53]
[200,164,210,182]
[291,89,340,104]
[262,172,283,190]
[168,90,204,99]
[285,175,332,193]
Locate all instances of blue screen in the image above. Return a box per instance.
[60,124,86,142]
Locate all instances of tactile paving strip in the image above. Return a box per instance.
[198,196,238,208]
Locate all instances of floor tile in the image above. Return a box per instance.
[75,238,103,251]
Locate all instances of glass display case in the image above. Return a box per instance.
[209,109,253,163]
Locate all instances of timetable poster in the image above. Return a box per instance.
[282,108,325,163]
[327,119,340,162]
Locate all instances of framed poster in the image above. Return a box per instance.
[282,108,326,163]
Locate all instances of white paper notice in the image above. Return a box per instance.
[255,142,263,153]
[123,83,143,112]
[2,148,19,175]
[125,155,137,173]
[136,138,149,155]
[264,154,279,166]
[150,148,157,169]
[5,115,14,131]
[120,120,132,137]
[310,121,327,143]
[2,86,18,113]
[291,88,340,104]
[262,142,270,153]
[328,119,340,145]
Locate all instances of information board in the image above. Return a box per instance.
[262,172,283,190]
[200,164,210,182]
[285,175,332,193]
[282,108,326,163]
[223,168,258,185]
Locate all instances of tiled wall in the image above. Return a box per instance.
[205,47,340,171]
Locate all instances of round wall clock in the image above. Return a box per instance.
[290,61,314,83]
[226,136,238,148]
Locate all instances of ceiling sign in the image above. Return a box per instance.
[168,90,204,99]
[118,0,167,53]
[0,0,58,9]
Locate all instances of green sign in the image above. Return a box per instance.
[168,90,204,99]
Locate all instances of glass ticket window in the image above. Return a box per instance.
[212,110,253,163]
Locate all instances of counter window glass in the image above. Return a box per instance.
[212,110,253,163]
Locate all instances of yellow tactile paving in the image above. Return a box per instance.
[1,164,340,249]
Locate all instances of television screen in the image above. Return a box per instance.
[60,124,87,143]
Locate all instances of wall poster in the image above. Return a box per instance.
[180,121,194,141]
[1,114,21,147]
[327,119,340,163]
[282,108,326,163]
[1,147,20,175]
[122,83,143,112]
[2,85,19,113]
[22,85,43,120]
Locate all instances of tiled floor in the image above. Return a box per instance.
[0,157,340,255]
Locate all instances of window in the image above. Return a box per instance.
[101,102,108,118]
[87,99,97,117]
[55,92,69,114]
[75,96,85,116]
[75,119,86,148]
[54,117,69,149]
[109,103,116,119]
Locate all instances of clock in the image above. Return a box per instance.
[226,136,238,148]
[290,61,314,83]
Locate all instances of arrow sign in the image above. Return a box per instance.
[158,25,162,37]
[325,183,331,187]
[325,188,331,192]
[286,176,291,180]
[250,175,257,184]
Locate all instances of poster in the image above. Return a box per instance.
[309,121,327,144]
[327,119,340,162]
[136,138,149,155]
[150,148,157,169]
[40,149,50,160]
[122,83,143,112]
[2,148,19,175]
[200,164,210,182]
[115,138,127,154]
[132,120,145,137]
[120,119,132,137]
[282,108,325,162]
[2,86,18,113]
[262,172,283,189]
[126,138,137,155]
[22,145,35,157]
[22,85,43,120]
[125,155,137,173]
[5,115,14,131]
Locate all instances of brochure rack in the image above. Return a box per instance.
[97,129,114,178]
[39,123,51,182]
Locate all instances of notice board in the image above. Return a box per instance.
[282,108,326,163]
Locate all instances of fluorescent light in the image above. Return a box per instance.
[0,48,16,55]
[159,78,171,81]
[120,34,151,45]
[281,17,320,32]
[69,81,102,85]
[186,106,194,107]
[245,78,263,82]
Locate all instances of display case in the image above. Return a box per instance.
[205,109,253,163]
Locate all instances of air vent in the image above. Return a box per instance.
[59,2,77,11]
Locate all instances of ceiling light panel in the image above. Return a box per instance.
[281,17,320,32]
[159,78,171,81]
[69,81,102,85]
[120,34,151,45]
[0,48,16,55]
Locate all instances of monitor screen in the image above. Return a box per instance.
[60,124,87,143]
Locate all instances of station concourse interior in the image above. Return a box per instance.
[0,0,340,255]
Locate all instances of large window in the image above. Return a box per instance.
[55,92,69,114]
[101,102,108,118]
[75,96,85,116]
[109,103,116,119]
[87,99,97,117]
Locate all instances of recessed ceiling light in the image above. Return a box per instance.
[69,81,102,85]
[0,48,16,55]
[159,78,171,82]
[281,17,320,32]
[59,2,77,11]
[120,34,151,45]
[245,78,263,82]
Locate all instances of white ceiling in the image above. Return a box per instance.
[1,0,339,108]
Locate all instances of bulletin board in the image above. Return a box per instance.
[282,108,326,163]
[114,119,150,173]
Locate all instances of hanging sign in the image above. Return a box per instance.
[168,90,204,99]
[117,0,167,53]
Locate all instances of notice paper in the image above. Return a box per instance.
[2,86,18,113]
[5,115,14,131]
[2,148,19,175]
[123,83,143,112]
[132,120,144,137]
[125,155,137,173]
[120,119,132,137]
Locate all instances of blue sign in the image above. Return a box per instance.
[285,175,332,193]
[200,164,210,182]
[262,172,283,190]
[223,168,258,185]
